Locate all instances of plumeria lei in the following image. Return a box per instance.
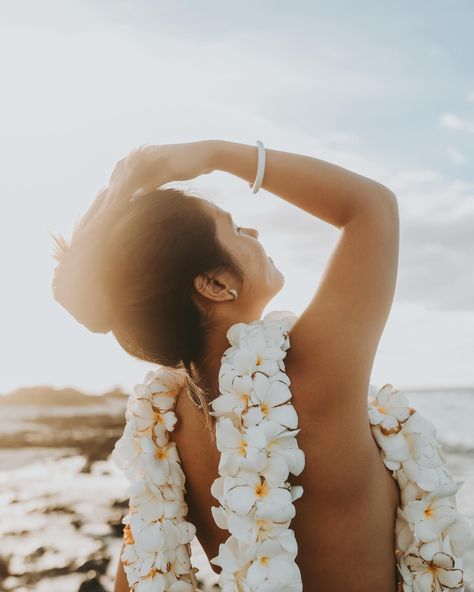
[367,383,472,591]
[111,364,199,591]
[112,310,472,592]
[207,310,305,591]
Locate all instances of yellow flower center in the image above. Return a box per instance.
[259,556,270,565]
[255,480,269,498]
[261,403,269,416]
[424,507,434,518]
[256,354,263,366]
[240,393,249,406]
[155,447,169,460]
[154,411,164,424]
[239,440,247,456]
[378,406,388,414]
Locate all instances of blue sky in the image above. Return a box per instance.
[0,0,473,395]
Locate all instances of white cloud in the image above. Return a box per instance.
[440,112,474,133]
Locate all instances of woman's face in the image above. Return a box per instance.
[196,198,285,309]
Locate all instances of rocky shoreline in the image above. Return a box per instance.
[0,410,219,592]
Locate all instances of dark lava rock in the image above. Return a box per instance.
[43,504,77,514]
[25,546,47,560]
[108,512,126,538]
[77,572,107,592]
[76,551,110,574]
[71,518,83,529]
[0,554,10,577]
[111,498,129,509]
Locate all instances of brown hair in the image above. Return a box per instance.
[50,187,245,434]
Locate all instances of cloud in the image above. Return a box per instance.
[392,172,474,312]
[440,112,474,133]
[242,165,474,313]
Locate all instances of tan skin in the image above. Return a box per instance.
[113,140,401,591]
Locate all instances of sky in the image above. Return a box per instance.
[0,0,473,396]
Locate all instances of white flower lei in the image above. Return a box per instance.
[112,310,472,592]
[207,310,305,591]
[367,384,472,591]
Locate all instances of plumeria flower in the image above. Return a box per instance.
[259,421,305,486]
[130,509,195,556]
[243,373,298,430]
[215,417,268,475]
[371,428,410,471]
[368,383,416,435]
[112,420,141,471]
[134,566,168,592]
[127,394,177,441]
[246,539,302,591]
[404,548,464,591]
[445,516,473,557]
[395,507,416,554]
[147,367,186,397]
[210,374,256,418]
[404,495,458,543]
[402,432,452,492]
[216,469,296,522]
[395,468,426,506]
[139,437,186,487]
[211,504,291,546]
[224,325,287,377]
[127,477,186,522]
[210,535,252,581]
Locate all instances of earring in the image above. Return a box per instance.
[228,288,238,301]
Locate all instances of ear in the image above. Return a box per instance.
[192,270,235,303]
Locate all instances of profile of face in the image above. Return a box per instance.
[192,198,285,318]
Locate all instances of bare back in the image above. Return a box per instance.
[172,191,401,590]
[172,350,400,591]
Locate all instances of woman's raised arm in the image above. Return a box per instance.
[208,139,396,227]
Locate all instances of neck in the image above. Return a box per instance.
[189,307,264,395]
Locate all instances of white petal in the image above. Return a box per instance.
[268,404,298,429]
[436,567,464,588]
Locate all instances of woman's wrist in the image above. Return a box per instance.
[206,140,258,185]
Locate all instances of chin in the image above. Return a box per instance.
[273,270,285,292]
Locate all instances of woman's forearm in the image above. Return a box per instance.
[208,140,395,229]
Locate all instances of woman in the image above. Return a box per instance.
[51,140,470,591]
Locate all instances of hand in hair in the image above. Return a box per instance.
[104,140,217,208]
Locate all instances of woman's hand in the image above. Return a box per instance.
[102,140,218,211]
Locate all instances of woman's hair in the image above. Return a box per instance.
[50,187,245,433]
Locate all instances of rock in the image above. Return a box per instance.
[76,551,110,574]
[43,504,77,514]
[77,572,107,592]
[0,554,10,577]
[25,546,47,560]
[71,518,83,529]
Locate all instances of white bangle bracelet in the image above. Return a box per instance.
[249,140,266,194]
